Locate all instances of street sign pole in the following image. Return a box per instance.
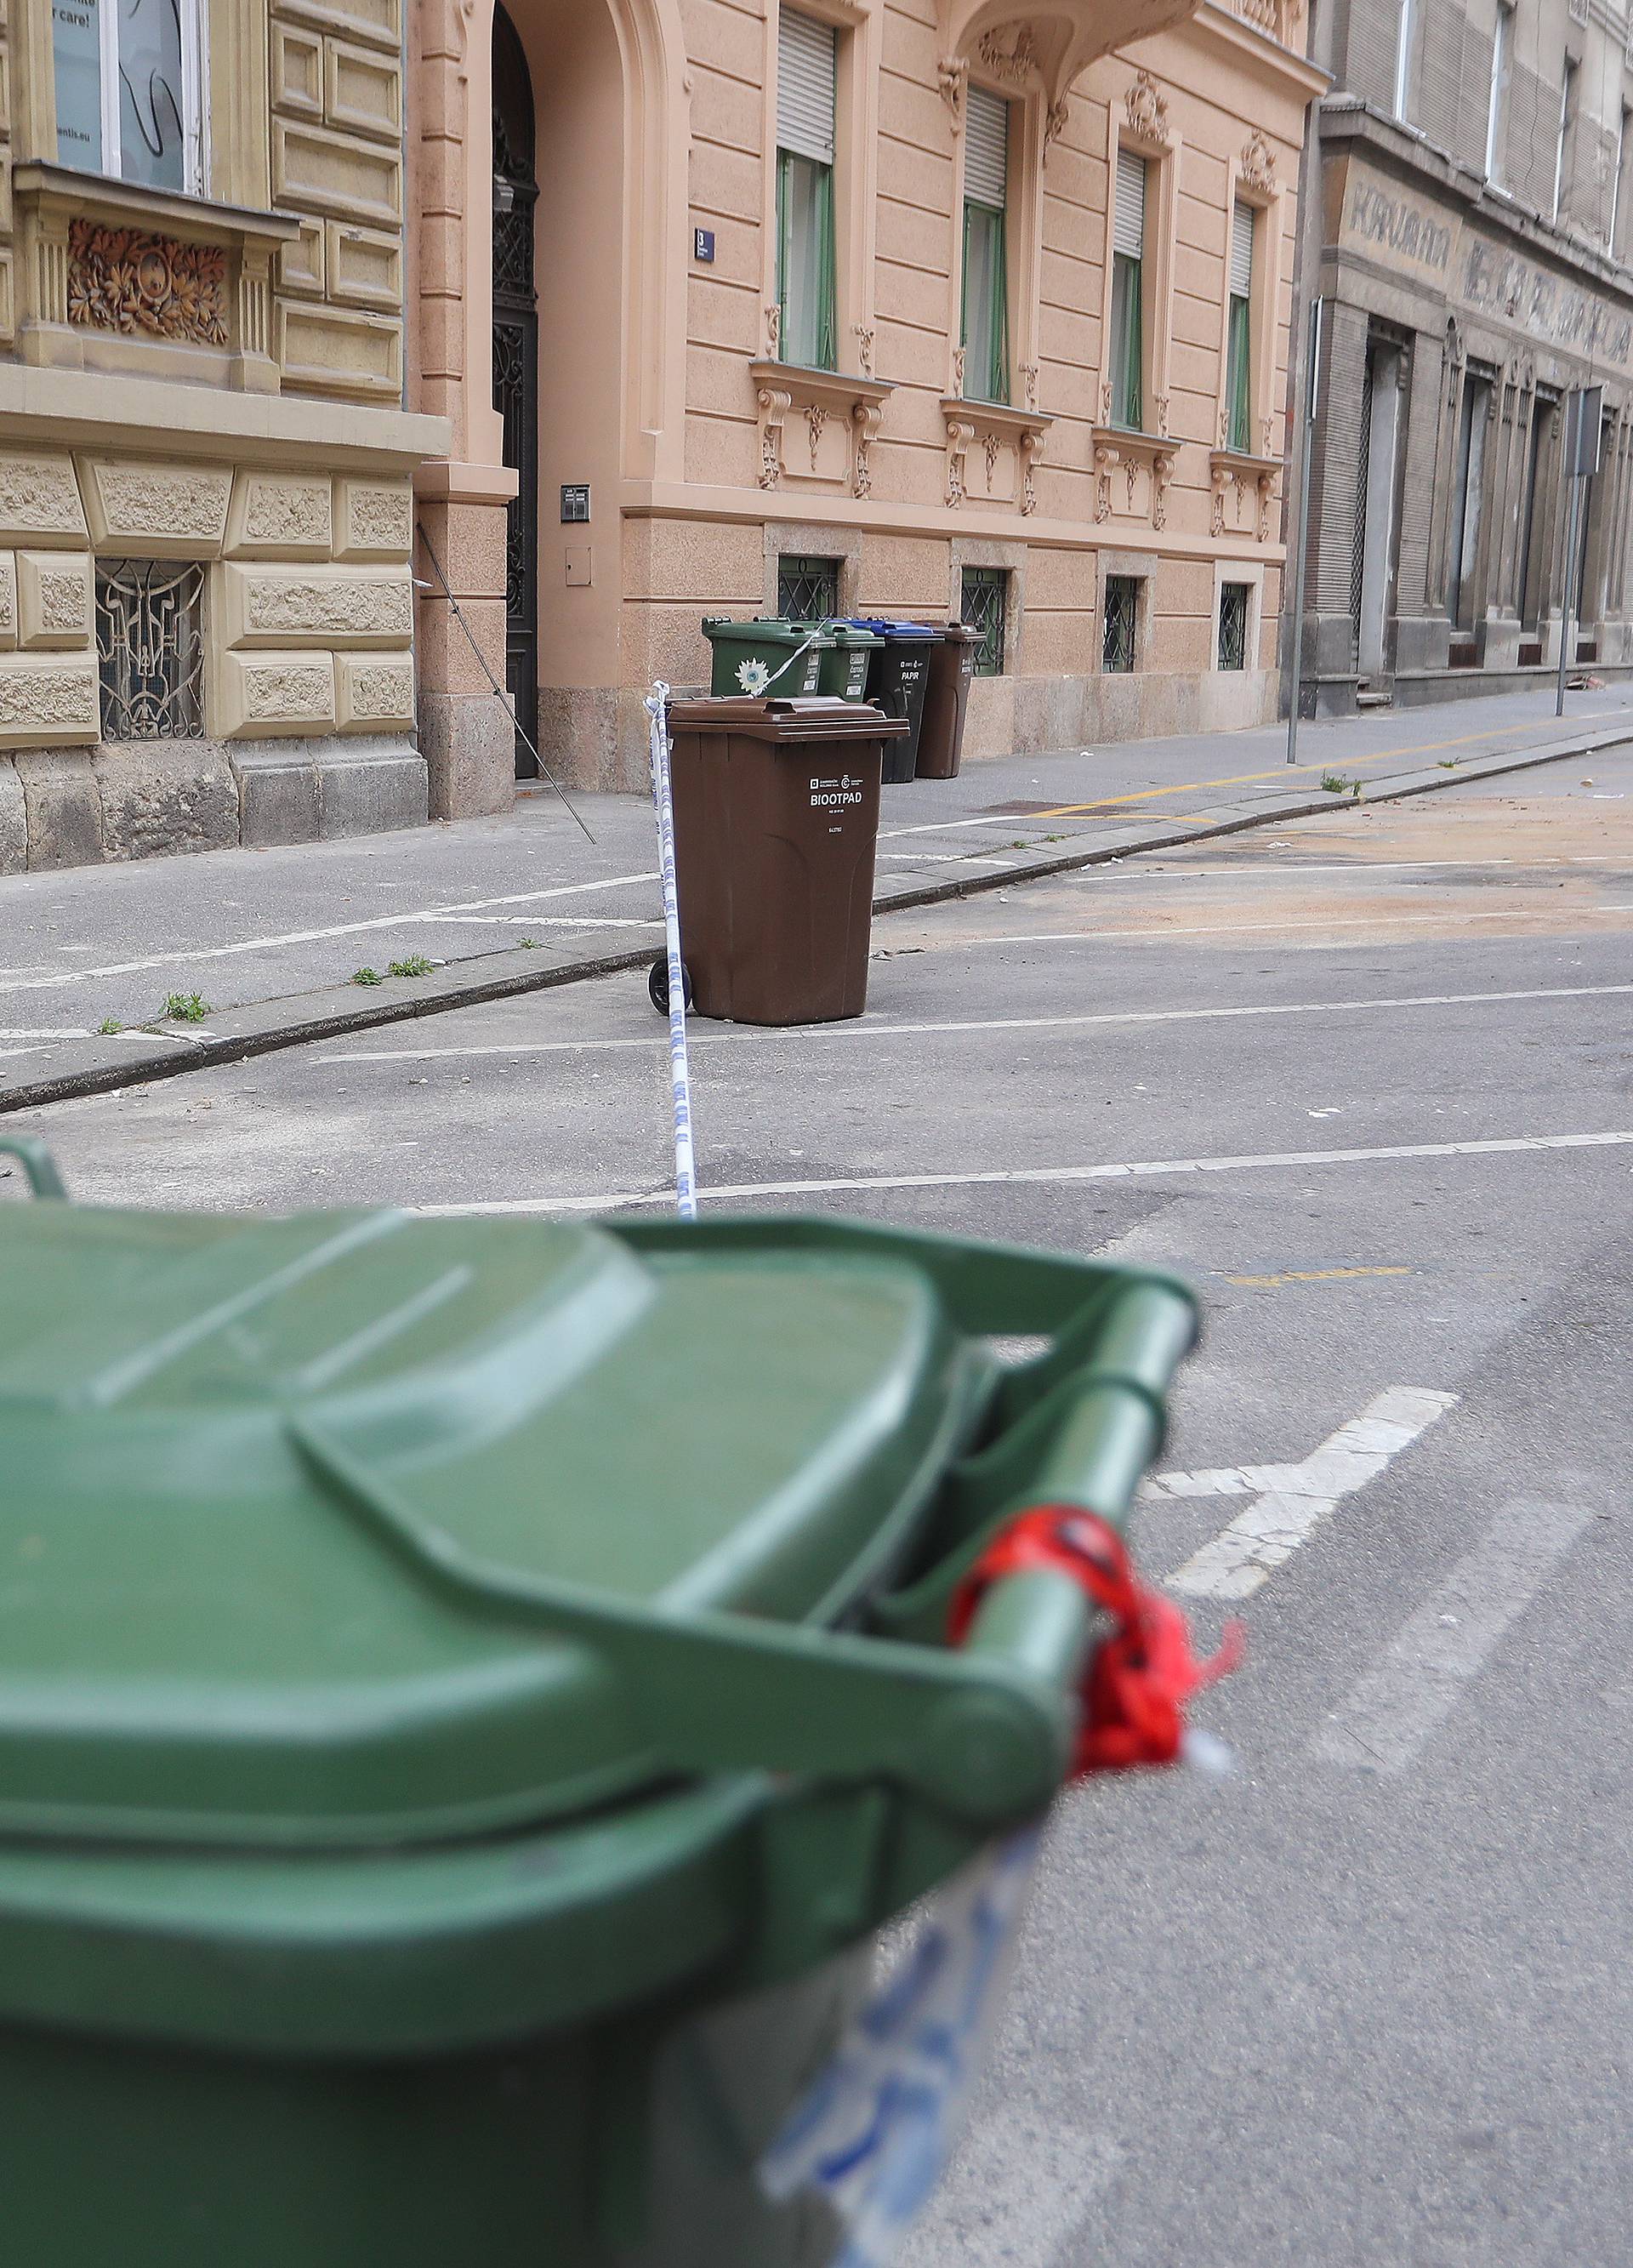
[1556,384,1602,719]
[1556,468,1579,720]
[1287,294,1324,766]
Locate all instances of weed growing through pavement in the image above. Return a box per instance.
[162,993,212,1023]
[352,967,384,987]
[1321,773,1362,798]
[97,1017,121,1035]
[519,937,538,949]
[1437,759,1459,770]
[387,956,435,978]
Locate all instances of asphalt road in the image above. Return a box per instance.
[6,755,1631,2266]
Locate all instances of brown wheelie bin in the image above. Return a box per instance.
[914,622,982,778]
[664,696,908,1025]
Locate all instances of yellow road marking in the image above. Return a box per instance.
[1031,713,1608,821]
[1224,1266,1414,1289]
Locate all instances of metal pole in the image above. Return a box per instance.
[1556,466,1580,720]
[1287,295,1323,766]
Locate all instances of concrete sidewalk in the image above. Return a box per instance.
[2,679,1630,1111]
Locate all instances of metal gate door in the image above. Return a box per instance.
[492,5,538,778]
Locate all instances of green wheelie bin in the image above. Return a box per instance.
[703,616,831,698]
[0,1137,1198,2268]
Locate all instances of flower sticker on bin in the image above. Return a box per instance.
[737,658,772,696]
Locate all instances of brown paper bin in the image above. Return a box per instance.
[665,696,908,1026]
[914,623,982,778]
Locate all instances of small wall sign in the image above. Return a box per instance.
[560,484,590,524]
[694,228,716,264]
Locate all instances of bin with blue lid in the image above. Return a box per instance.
[839,618,942,781]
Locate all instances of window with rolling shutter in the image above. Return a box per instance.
[775,9,838,369]
[777,9,836,163]
[961,86,1010,403]
[1109,151,1147,430]
[1226,200,1253,451]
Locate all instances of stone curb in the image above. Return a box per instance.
[2,721,1624,1117]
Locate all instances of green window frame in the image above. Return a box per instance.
[1226,200,1254,453]
[960,567,1008,676]
[1110,149,1147,432]
[1217,581,1250,672]
[777,554,840,622]
[776,10,838,371]
[961,85,1010,405]
[1103,574,1139,673]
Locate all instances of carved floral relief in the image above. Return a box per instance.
[67,225,230,348]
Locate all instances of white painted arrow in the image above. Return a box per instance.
[1152,1387,1459,1603]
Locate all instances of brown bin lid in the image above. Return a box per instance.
[667,696,909,741]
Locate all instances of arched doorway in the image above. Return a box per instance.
[492,5,538,778]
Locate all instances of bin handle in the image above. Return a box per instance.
[0,1137,66,1199]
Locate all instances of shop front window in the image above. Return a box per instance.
[54,0,205,194]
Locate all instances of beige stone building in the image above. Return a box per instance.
[1293,0,1633,713]
[0,0,1320,869]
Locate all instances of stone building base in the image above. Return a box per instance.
[0,735,428,873]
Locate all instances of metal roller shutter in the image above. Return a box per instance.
[965,85,1010,208]
[778,9,836,165]
[1114,148,1147,259]
[1230,201,1254,297]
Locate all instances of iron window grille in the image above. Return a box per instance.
[95,560,206,742]
[1218,581,1251,671]
[777,555,840,621]
[960,567,1007,676]
[1102,575,1139,673]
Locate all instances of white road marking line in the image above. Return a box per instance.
[0,1027,90,1039]
[418,1131,1633,1216]
[893,2102,1121,2268]
[1311,1500,1594,1772]
[1166,1388,1458,1603]
[406,914,663,930]
[0,872,659,999]
[314,982,1633,1067]
[963,904,1633,949]
[874,852,1022,868]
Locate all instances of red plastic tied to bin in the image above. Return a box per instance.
[948,1505,1243,1775]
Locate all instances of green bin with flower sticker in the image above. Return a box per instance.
[703,618,832,699]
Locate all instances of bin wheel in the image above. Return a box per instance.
[648,955,693,1016]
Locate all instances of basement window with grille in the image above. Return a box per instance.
[960,566,1008,675]
[95,560,207,741]
[1102,574,1139,673]
[1218,581,1251,671]
[777,554,840,621]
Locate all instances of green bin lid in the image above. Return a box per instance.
[0,1204,980,1853]
[700,617,831,644]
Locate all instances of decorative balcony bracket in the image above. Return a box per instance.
[1090,425,1178,531]
[1209,447,1282,541]
[936,2,1203,117]
[942,397,1054,514]
[750,362,895,499]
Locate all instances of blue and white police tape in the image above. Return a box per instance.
[644,682,697,1220]
[759,1828,1042,2267]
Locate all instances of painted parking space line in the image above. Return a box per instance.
[316,982,1633,1067]
[0,870,660,1000]
[419,1130,1633,1217]
[1166,1388,1459,1604]
[1223,1266,1414,1288]
[960,904,1633,949]
[1311,1500,1595,1772]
